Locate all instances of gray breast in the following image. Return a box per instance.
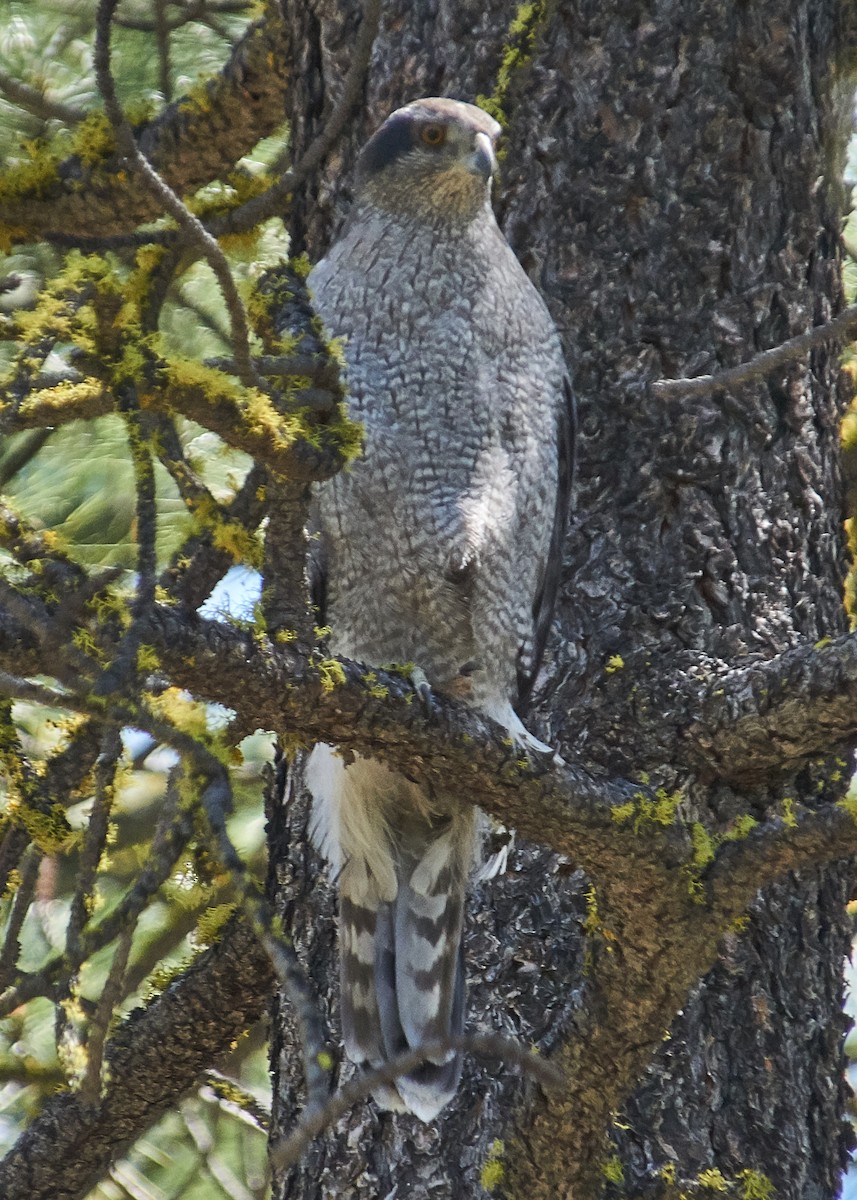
[309,202,565,701]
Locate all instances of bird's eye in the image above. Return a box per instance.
[419,123,447,147]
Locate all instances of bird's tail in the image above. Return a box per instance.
[307,747,476,1122]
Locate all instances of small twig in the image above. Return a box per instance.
[201,1069,271,1132]
[0,429,53,490]
[79,925,133,1104]
[154,0,173,101]
[180,292,232,347]
[150,412,214,513]
[211,0,382,237]
[0,66,86,125]
[0,580,97,684]
[0,847,42,989]
[204,353,342,391]
[270,1033,564,1171]
[93,0,263,390]
[157,462,267,612]
[92,402,158,697]
[64,728,122,972]
[182,1104,258,1200]
[651,301,857,399]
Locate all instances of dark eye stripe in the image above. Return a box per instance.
[357,112,417,177]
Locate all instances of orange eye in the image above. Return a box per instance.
[419,123,447,147]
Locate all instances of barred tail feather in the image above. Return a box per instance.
[390,889,466,1121]
[307,743,476,1122]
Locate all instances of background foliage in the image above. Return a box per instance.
[0,3,284,1196]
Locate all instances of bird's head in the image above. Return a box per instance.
[354,98,501,224]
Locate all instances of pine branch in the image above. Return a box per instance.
[0,3,290,242]
[678,633,857,783]
[0,916,273,1200]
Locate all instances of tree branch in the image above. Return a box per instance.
[0,916,273,1200]
[141,605,684,874]
[0,3,289,242]
[650,301,857,399]
[0,67,86,125]
[679,633,857,783]
[708,800,857,918]
[94,0,262,391]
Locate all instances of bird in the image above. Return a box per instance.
[304,96,573,1122]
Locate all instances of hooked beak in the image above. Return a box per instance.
[468,130,497,181]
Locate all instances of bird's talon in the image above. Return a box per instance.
[410,667,434,714]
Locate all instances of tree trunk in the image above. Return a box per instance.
[268,1,857,1195]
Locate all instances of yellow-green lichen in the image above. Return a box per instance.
[690,822,715,869]
[148,687,209,739]
[0,137,62,206]
[86,587,131,631]
[324,401,364,464]
[660,1162,677,1186]
[696,1168,730,1192]
[737,1170,774,1200]
[290,253,313,280]
[723,814,759,841]
[582,883,602,938]
[683,822,717,904]
[605,654,625,674]
[611,787,681,831]
[70,112,117,168]
[476,2,547,129]
[136,644,160,674]
[317,658,346,694]
[1,869,22,901]
[203,1072,268,1122]
[480,1139,506,1192]
[361,671,389,700]
[4,793,77,855]
[602,1155,625,1185]
[159,355,307,454]
[194,902,238,949]
[191,496,263,568]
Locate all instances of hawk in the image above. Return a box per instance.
[305,97,573,1121]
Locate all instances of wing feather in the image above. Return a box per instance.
[517,373,577,707]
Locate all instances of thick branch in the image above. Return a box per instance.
[709,801,857,917]
[680,633,857,783]
[0,365,346,483]
[0,916,273,1200]
[143,605,687,876]
[6,583,856,885]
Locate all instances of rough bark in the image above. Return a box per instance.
[266,1,857,1198]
